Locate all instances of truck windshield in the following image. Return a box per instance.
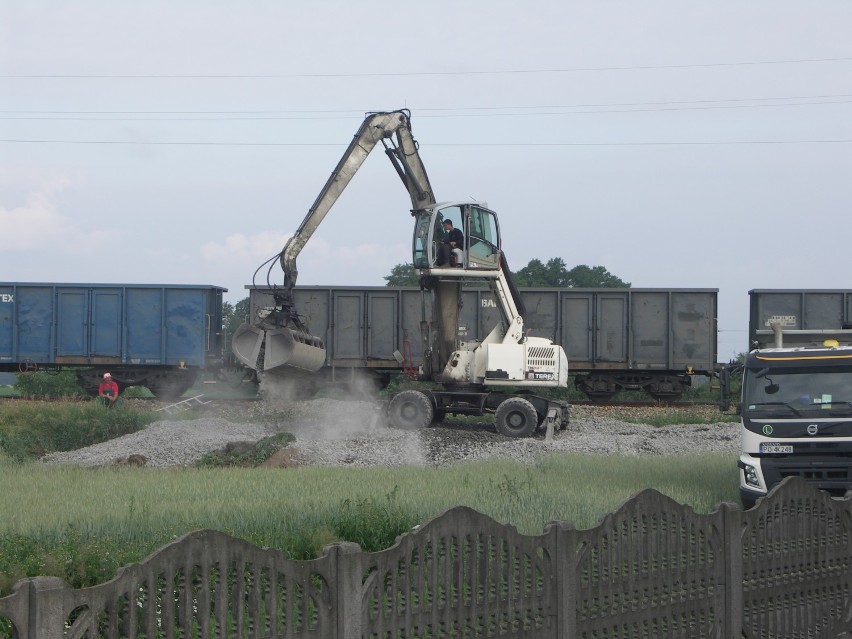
[743,364,852,416]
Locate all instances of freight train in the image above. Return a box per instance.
[246,285,719,401]
[0,283,226,399]
[2,282,717,401]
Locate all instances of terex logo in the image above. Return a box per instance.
[0,294,13,303]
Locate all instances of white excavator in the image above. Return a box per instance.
[232,110,569,437]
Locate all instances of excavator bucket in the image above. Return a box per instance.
[263,326,326,373]
[231,323,265,371]
[231,323,326,374]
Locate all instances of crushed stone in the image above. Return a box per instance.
[39,399,740,469]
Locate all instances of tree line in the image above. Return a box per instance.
[384,258,629,288]
[224,258,629,337]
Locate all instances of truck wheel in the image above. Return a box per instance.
[495,397,538,438]
[388,390,434,430]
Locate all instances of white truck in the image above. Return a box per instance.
[232,110,569,437]
[727,289,852,507]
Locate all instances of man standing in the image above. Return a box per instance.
[98,372,120,408]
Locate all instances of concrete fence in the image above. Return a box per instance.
[1,476,849,638]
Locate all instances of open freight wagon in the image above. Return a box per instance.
[246,286,718,400]
[0,282,226,398]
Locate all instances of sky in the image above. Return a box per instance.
[1,1,851,362]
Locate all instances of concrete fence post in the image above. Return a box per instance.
[549,520,576,639]
[24,577,66,639]
[327,541,363,639]
[722,503,743,638]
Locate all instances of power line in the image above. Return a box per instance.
[2,138,851,147]
[2,56,851,79]
[3,93,852,115]
[2,99,851,121]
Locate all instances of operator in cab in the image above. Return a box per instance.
[442,219,464,267]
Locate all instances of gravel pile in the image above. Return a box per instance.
[39,399,740,469]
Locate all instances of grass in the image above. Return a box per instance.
[619,407,741,426]
[0,451,739,595]
[0,395,742,601]
[0,399,158,461]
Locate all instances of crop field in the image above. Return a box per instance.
[0,397,740,596]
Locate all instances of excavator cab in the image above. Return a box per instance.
[412,202,502,272]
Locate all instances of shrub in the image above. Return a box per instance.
[195,432,295,468]
[14,371,86,399]
[0,403,157,461]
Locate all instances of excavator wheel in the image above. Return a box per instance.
[495,397,538,438]
[387,390,434,430]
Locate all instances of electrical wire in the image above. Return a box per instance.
[2,138,851,147]
[3,55,851,79]
[2,93,852,117]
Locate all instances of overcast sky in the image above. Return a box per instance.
[2,1,851,361]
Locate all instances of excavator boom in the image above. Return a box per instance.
[232,110,435,375]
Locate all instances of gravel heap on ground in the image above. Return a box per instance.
[40,398,739,469]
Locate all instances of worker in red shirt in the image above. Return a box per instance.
[98,372,120,408]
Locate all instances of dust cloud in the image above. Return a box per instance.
[257,371,395,442]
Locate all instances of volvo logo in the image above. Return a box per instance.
[807,424,819,436]
[762,424,773,436]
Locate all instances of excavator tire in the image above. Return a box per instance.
[387,390,434,431]
[495,397,538,438]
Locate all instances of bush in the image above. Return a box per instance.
[0,402,158,461]
[195,432,295,468]
[14,371,86,399]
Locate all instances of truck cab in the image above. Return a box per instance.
[738,342,852,507]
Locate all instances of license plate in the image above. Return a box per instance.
[760,443,793,454]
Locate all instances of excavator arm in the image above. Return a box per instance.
[280,110,435,296]
[232,110,436,374]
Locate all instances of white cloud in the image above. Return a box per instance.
[201,231,290,262]
[0,182,119,254]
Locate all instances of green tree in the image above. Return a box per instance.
[512,259,629,288]
[512,258,571,287]
[223,297,251,337]
[564,265,630,288]
[384,264,420,287]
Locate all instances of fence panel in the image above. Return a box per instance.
[359,505,557,639]
[573,489,728,638]
[32,529,338,639]
[2,482,852,638]
[0,578,30,639]
[742,477,852,638]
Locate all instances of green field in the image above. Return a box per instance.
[0,397,740,595]
[0,449,739,594]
